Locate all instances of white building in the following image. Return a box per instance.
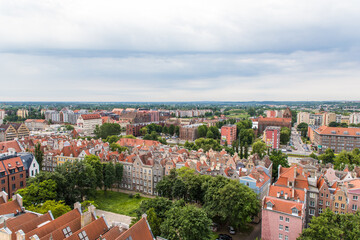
[77,114,102,136]
[350,113,360,124]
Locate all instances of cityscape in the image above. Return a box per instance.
[1,1,360,240]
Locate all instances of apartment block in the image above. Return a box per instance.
[221,124,237,145]
[263,126,280,149]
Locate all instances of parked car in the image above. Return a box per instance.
[216,234,232,240]
[228,226,236,235]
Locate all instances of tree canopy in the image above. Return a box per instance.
[94,123,121,138]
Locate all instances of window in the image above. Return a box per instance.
[310,201,315,207]
[266,202,273,210]
[338,196,343,201]
[341,204,345,209]
[20,174,23,178]
[310,193,316,198]
[352,205,358,211]
[309,209,315,216]
[285,218,289,223]
[335,211,338,214]
[335,203,339,208]
[12,184,16,190]
[11,176,15,181]
[285,236,288,240]
[279,225,283,230]
[326,194,329,198]
[279,233,283,239]
[292,208,298,216]
[319,208,323,214]
[321,193,324,197]
[62,227,72,237]
[326,201,330,206]
[20,181,23,187]
[319,200,323,205]
[78,231,89,240]
[279,216,283,221]
[285,226,289,232]
[353,196,358,201]
[1,179,4,184]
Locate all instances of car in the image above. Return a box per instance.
[216,234,232,240]
[228,226,236,235]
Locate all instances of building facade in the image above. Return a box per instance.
[263,126,280,149]
[221,125,237,145]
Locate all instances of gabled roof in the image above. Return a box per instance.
[26,209,81,240]
[101,226,123,240]
[115,217,153,240]
[65,217,108,240]
[0,200,22,216]
[264,196,303,217]
[0,140,22,153]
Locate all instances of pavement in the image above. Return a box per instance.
[96,209,133,226]
[215,222,261,240]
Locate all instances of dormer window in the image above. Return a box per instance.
[292,208,298,216]
[266,202,273,210]
[63,227,72,237]
[78,231,89,240]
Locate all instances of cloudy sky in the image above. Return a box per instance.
[0,0,360,102]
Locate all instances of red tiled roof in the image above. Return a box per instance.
[26,209,81,240]
[81,114,101,120]
[264,196,303,216]
[269,185,305,202]
[101,226,123,240]
[315,126,360,137]
[0,200,22,215]
[258,117,292,123]
[0,140,22,153]
[66,217,108,240]
[115,218,153,240]
[24,119,47,123]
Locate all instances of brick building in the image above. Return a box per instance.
[179,124,201,141]
[309,125,360,153]
[0,123,30,142]
[221,125,237,145]
[258,117,292,134]
[0,155,26,197]
[263,126,280,149]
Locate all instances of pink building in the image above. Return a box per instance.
[263,126,280,149]
[346,179,360,213]
[221,125,237,145]
[262,196,305,240]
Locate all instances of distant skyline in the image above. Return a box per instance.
[1,0,360,101]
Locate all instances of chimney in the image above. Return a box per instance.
[292,188,295,198]
[277,192,280,198]
[294,166,297,180]
[285,193,288,200]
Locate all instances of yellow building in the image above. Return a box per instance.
[17,109,29,119]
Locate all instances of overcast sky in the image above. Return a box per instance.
[0,0,360,102]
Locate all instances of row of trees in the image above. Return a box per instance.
[198,125,221,139]
[17,155,123,208]
[299,209,360,240]
[311,148,360,171]
[94,123,121,139]
[132,198,212,240]
[155,168,261,231]
[140,123,180,137]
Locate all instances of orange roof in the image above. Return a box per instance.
[276,165,309,189]
[0,200,22,216]
[0,140,22,153]
[66,217,108,240]
[264,196,303,216]
[102,226,123,240]
[81,114,101,120]
[315,126,360,137]
[115,217,153,240]
[248,168,270,188]
[269,185,306,202]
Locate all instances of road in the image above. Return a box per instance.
[289,127,311,156]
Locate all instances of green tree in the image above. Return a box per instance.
[84,155,104,189]
[27,200,71,218]
[162,126,168,134]
[115,163,123,188]
[169,125,175,135]
[17,179,57,207]
[34,143,44,170]
[146,208,162,237]
[297,122,309,137]
[251,141,267,158]
[270,150,289,181]
[140,127,148,136]
[104,135,120,144]
[206,130,214,139]
[298,209,360,240]
[175,126,180,136]
[109,143,128,153]
[198,125,208,138]
[160,205,212,240]
[103,162,116,192]
[280,127,291,145]
[318,148,335,165]
[95,123,121,138]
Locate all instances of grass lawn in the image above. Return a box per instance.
[92,191,149,217]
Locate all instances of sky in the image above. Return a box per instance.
[0,0,360,102]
